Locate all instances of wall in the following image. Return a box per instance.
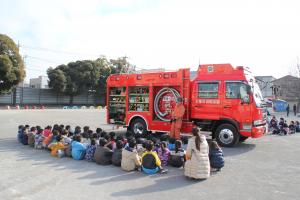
[273,75,300,101]
[0,87,105,106]
[272,75,300,112]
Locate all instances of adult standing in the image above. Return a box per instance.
[170,97,185,140]
[293,104,297,116]
[184,127,210,180]
[286,104,290,117]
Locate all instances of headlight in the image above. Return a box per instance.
[242,123,252,130]
[253,120,265,126]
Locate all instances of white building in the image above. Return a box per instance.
[29,76,49,89]
[18,81,30,87]
[255,76,276,99]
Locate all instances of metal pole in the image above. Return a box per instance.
[39,88,41,105]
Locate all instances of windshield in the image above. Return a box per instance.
[252,83,265,108]
[244,71,265,108]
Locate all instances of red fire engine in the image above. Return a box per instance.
[106,63,267,147]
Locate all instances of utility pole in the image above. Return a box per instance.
[22,55,27,87]
[23,55,27,66]
[297,57,300,78]
[124,55,128,73]
[18,41,27,70]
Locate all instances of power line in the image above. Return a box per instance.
[20,44,160,72]
[20,43,148,68]
[25,54,148,71]
[24,53,151,74]
[20,45,99,57]
[21,45,149,71]
[26,67,47,73]
[26,55,62,65]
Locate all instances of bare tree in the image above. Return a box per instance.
[287,58,300,77]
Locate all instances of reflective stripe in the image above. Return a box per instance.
[240,129,251,132]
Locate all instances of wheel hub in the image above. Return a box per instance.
[133,122,144,135]
[219,129,234,144]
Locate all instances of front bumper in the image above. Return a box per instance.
[251,125,266,138]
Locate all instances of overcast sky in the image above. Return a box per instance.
[1,0,300,81]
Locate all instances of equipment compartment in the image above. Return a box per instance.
[108,87,126,124]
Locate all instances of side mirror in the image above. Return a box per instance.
[246,85,252,94]
[241,95,250,104]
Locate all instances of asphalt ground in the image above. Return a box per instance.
[0,109,300,200]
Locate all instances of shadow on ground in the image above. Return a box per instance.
[222,142,256,157]
[0,137,255,197]
[110,174,200,197]
[0,138,197,194]
[0,138,136,179]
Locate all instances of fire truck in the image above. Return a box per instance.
[106,64,267,147]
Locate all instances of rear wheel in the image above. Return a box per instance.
[130,118,148,138]
[215,124,240,147]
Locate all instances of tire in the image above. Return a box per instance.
[130,118,148,138]
[239,136,249,142]
[215,124,240,147]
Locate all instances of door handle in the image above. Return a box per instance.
[224,105,231,108]
[195,105,202,108]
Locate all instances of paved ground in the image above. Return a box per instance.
[0,109,300,200]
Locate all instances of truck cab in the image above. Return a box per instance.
[190,64,266,147]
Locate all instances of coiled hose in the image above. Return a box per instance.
[154,87,181,122]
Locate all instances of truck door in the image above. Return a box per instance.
[192,81,221,120]
[222,81,252,131]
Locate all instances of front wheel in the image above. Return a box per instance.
[215,124,240,147]
[130,118,148,138]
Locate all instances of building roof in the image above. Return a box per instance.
[255,76,276,80]
[255,76,275,78]
[273,75,300,83]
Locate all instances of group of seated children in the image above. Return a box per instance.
[17,125,225,180]
[269,116,300,135]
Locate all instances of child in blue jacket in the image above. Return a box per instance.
[209,140,224,171]
[71,135,87,160]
